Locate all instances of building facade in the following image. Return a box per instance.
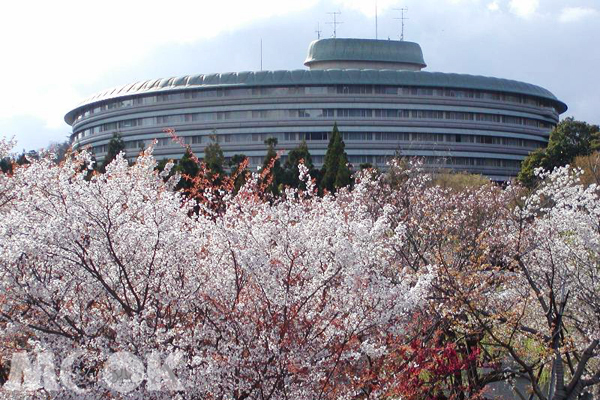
[65,38,567,180]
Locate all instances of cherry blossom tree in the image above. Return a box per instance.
[2,139,599,400]
[358,160,600,400]
[353,160,519,399]
[0,145,432,399]
[502,167,600,400]
[411,165,600,400]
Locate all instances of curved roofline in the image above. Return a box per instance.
[65,69,567,124]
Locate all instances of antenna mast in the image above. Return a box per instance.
[315,22,322,39]
[394,7,409,41]
[326,11,342,38]
[260,39,263,71]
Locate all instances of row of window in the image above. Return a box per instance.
[193,132,541,148]
[72,109,553,141]
[348,156,521,169]
[90,132,542,155]
[73,84,557,122]
[91,143,522,172]
[426,157,522,169]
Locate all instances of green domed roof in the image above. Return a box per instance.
[304,38,426,69]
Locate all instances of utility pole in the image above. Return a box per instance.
[394,7,408,41]
[326,11,342,38]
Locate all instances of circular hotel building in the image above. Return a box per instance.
[65,38,567,180]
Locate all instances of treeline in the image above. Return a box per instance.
[163,117,600,191]
[518,117,600,187]
[3,118,598,191]
[156,123,355,196]
[0,141,70,174]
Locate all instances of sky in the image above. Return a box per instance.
[0,0,598,152]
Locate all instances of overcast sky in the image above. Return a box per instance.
[1,0,598,151]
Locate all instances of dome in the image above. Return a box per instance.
[304,38,427,71]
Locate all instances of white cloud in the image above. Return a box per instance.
[508,0,539,18]
[0,0,319,130]
[334,0,398,17]
[445,0,481,4]
[559,7,598,23]
[488,1,500,11]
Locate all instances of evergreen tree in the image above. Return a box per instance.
[204,134,225,178]
[228,154,248,193]
[47,140,70,164]
[16,150,39,166]
[518,149,545,188]
[16,152,30,166]
[334,155,351,189]
[155,159,173,181]
[321,123,351,193]
[101,132,125,172]
[262,137,283,195]
[229,154,247,174]
[518,118,600,187]
[0,157,13,174]
[175,148,199,191]
[156,159,170,172]
[283,140,315,189]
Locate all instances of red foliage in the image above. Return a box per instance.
[380,321,485,400]
[164,128,274,216]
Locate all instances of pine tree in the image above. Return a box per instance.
[321,123,351,193]
[47,140,70,164]
[175,148,199,191]
[229,154,247,175]
[204,134,225,179]
[16,150,39,166]
[334,154,351,189]
[16,152,30,166]
[101,132,125,172]
[155,159,172,179]
[262,137,284,195]
[0,157,13,174]
[228,154,248,193]
[283,140,315,189]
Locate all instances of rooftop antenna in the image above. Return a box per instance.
[260,39,263,71]
[316,22,322,39]
[394,7,408,41]
[326,11,343,38]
